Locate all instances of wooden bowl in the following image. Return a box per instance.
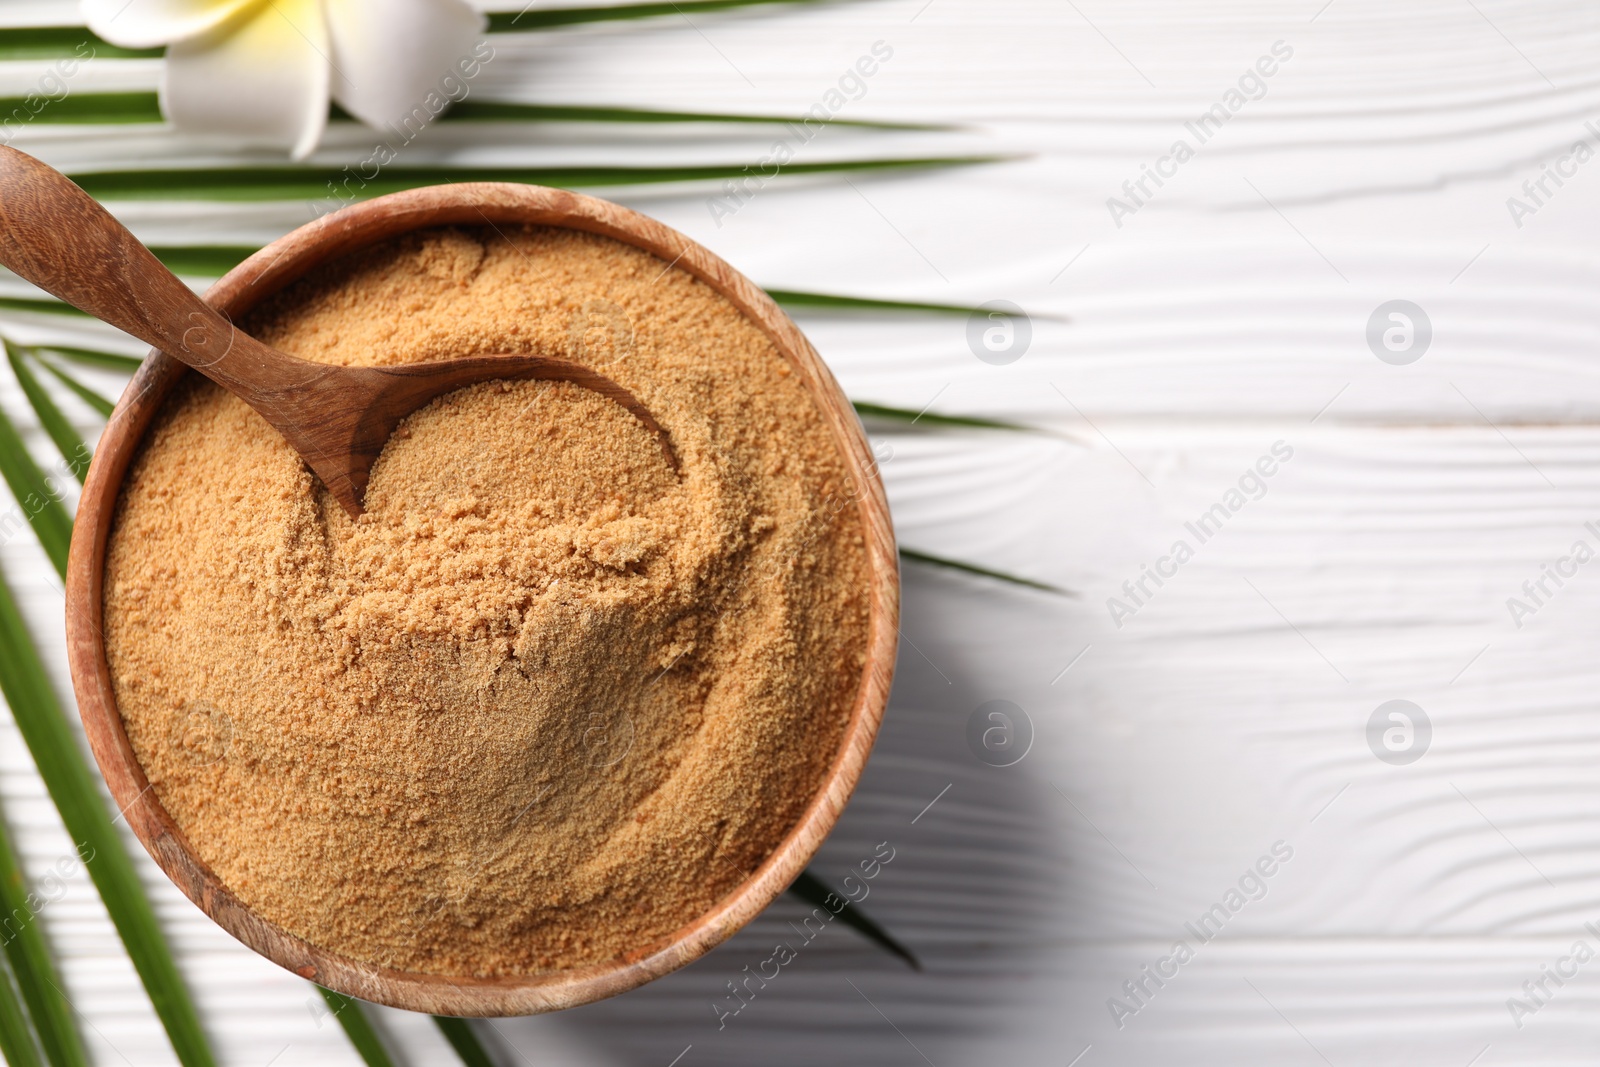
[62,184,899,1016]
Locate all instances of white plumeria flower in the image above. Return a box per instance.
[83,0,487,159]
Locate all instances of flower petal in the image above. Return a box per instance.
[325,0,487,133]
[82,0,261,49]
[160,0,330,159]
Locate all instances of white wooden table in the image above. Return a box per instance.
[3,0,1597,1062]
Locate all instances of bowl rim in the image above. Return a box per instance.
[62,182,899,1016]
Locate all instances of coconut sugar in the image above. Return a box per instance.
[101,225,870,977]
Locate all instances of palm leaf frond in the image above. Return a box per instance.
[316,989,395,1067]
[0,298,85,320]
[35,347,141,374]
[0,92,939,131]
[443,100,943,130]
[0,94,161,125]
[5,344,90,483]
[0,553,215,1065]
[0,398,72,578]
[852,401,1031,433]
[433,1018,496,1067]
[70,157,1006,201]
[0,957,42,1067]
[0,807,88,1067]
[899,546,1070,596]
[150,247,255,276]
[771,290,995,316]
[488,0,828,31]
[0,28,155,60]
[787,869,919,970]
[31,358,114,420]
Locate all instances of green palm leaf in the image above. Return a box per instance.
[0,298,85,319]
[0,957,43,1067]
[443,100,943,129]
[68,157,1002,202]
[4,344,90,483]
[316,989,396,1067]
[0,92,939,131]
[0,806,88,1067]
[0,28,154,60]
[0,545,216,1065]
[899,547,1069,595]
[433,1018,496,1067]
[29,359,113,420]
[150,247,257,276]
[34,347,141,374]
[787,869,920,970]
[0,94,161,125]
[852,401,1031,433]
[769,290,996,316]
[490,0,833,32]
[0,397,71,578]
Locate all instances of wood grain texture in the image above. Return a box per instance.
[60,182,899,1016]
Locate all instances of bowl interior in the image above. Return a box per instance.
[63,183,898,1016]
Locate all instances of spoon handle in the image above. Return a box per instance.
[0,146,291,391]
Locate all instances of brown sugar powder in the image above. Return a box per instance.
[101,225,870,977]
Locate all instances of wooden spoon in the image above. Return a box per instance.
[0,146,673,518]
